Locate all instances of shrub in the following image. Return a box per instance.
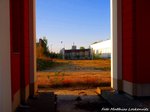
[36,58,54,71]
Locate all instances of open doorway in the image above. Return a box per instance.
[36,0,112,111]
[0,0,126,111]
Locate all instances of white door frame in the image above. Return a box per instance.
[111,0,122,91]
[0,0,12,112]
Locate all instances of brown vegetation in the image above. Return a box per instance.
[37,59,111,89]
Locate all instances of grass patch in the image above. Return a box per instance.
[37,59,111,89]
[37,58,69,71]
[37,58,54,71]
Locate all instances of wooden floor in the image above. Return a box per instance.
[16,92,56,112]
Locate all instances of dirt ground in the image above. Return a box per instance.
[37,59,111,88]
[37,59,112,112]
[39,88,112,112]
[56,95,112,112]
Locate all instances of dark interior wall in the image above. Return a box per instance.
[10,0,21,100]
[23,0,30,87]
[122,0,150,84]
[122,0,135,82]
[135,0,150,83]
[10,0,30,103]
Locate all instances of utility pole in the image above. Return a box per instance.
[50,44,52,53]
[61,41,65,59]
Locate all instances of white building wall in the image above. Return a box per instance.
[90,40,111,58]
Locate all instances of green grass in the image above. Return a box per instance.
[36,58,69,71]
[37,58,54,71]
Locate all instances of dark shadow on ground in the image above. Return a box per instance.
[57,94,112,112]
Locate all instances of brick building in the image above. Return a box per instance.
[64,49,91,60]
[60,45,91,60]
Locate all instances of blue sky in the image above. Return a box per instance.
[36,0,110,53]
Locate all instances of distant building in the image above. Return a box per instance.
[90,39,111,58]
[60,45,92,60]
[72,45,77,50]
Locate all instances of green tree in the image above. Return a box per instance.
[42,36,50,57]
[80,46,85,50]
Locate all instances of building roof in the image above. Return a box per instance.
[65,49,90,53]
[91,39,110,45]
